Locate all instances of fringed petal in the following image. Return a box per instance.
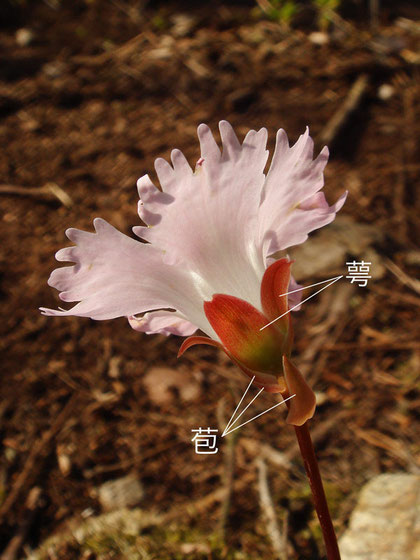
[259,128,347,258]
[133,121,269,310]
[40,218,211,335]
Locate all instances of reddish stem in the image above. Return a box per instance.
[294,421,341,560]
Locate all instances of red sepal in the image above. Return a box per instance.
[260,258,294,355]
[261,258,292,327]
[177,335,221,358]
[204,294,285,374]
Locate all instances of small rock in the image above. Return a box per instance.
[57,449,72,476]
[28,508,162,558]
[339,473,420,560]
[180,542,211,554]
[315,391,328,406]
[143,366,201,406]
[96,475,144,512]
[371,35,406,56]
[405,250,420,266]
[171,13,197,37]
[148,35,175,60]
[16,28,34,47]
[4,447,16,462]
[108,355,122,378]
[81,507,95,519]
[378,84,395,101]
[42,61,66,79]
[396,18,420,33]
[288,215,385,281]
[308,31,329,46]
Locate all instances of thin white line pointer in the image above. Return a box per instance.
[223,376,256,436]
[260,275,343,331]
[222,394,296,437]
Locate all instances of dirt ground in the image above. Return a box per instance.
[0,1,419,558]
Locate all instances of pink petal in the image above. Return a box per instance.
[40,218,210,334]
[259,128,347,257]
[133,121,269,310]
[287,274,303,309]
[128,310,197,336]
[270,191,347,254]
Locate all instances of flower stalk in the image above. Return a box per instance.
[293,420,341,560]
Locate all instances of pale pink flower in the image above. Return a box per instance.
[41,121,346,423]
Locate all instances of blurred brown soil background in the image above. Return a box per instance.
[0,0,419,558]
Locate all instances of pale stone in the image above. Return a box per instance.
[308,31,329,46]
[28,508,162,559]
[339,473,420,560]
[96,475,144,512]
[288,215,385,281]
[16,28,34,47]
[378,84,395,101]
[143,366,201,405]
[171,14,197,37]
